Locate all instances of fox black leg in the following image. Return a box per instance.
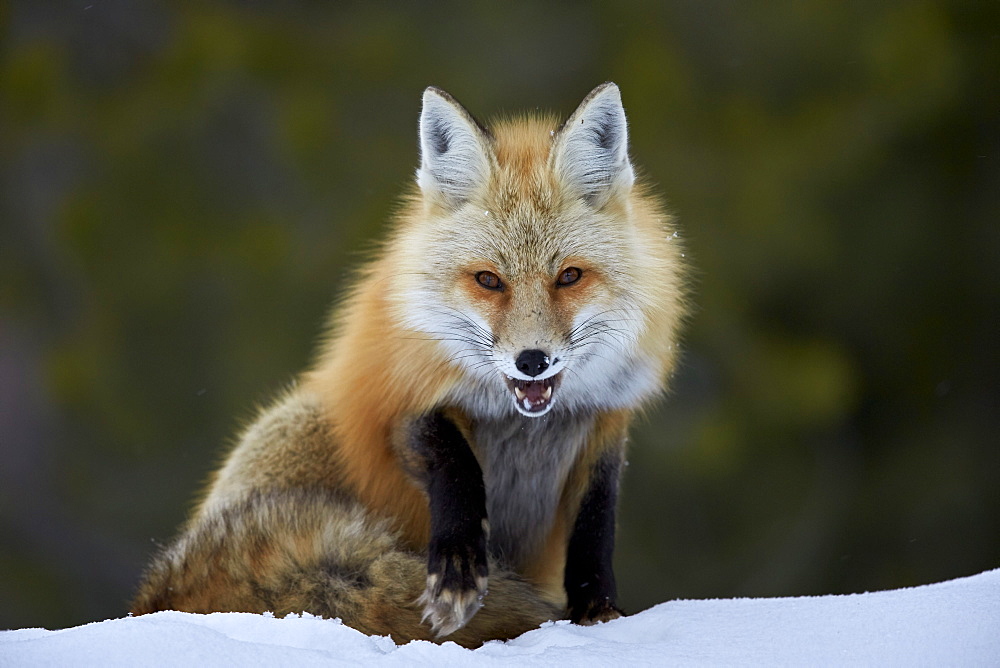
[409,410,489,636]
[565,449,625,624]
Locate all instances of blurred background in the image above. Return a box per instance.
[2,0,997,631]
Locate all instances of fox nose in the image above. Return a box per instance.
[515,349,549,377]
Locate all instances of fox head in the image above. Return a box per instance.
[388,83,685,418]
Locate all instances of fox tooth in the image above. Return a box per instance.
[514,386,526,401]
[542,385,552,400]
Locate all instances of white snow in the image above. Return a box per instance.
[3,569,999,666]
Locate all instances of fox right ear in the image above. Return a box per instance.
[417,87,493,205]
[551,82,634,207]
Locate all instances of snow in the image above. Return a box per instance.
[3,569,999,666]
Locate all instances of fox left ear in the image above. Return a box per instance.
[551,82,634,207]
[417,87,494,206]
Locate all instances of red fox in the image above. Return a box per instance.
[131,82,687,647]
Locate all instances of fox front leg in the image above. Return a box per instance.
[409,410,489,637]
[565,449,625,624]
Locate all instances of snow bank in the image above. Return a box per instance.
[4,569,999,666]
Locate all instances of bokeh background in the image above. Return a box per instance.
[2,0,998,631]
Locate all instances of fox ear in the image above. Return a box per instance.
[417,87,493,205]
[551,82,634,206]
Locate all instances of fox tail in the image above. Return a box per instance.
[130,488,560,647]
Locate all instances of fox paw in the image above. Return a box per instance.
[419,526,489,637]
[418,570,487,637]
[570,598,624,625]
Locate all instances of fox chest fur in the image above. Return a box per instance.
[469,411,596,570]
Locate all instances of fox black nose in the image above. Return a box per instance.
[515,349,549,377]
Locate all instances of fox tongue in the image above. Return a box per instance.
[513,380,553,412]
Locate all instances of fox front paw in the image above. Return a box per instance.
[570,597,624,625]
[418,569,487,637]
[418,525,489,637]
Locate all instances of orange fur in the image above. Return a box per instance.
[132,83,687,645]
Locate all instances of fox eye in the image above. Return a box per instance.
[476,271,503,291]
[557,267,582,286]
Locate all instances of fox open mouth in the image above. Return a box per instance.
[504,373,561,416]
